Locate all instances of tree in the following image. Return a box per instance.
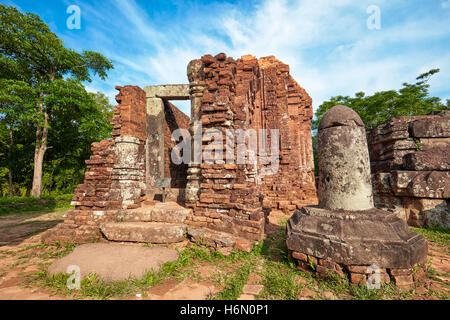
[312,69,448,132]
[0,4,113,196]
[311,69,449,175]
[0,79,36,196]
[90,91,114,122]
[41,88,113,195]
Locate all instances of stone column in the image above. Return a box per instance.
[317,105,374,211]
[112,136,145,209]
[185,59,205,203]
[146,97,165,193]
[287,104,428,280]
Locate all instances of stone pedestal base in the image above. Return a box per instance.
[286,206,428,288]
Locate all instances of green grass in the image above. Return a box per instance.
[411,227,450,247]
[28,244,255,300]
[24,239,434,300]
[310,270,415,300]
[212,262,251,300]
[256,223,421,300]
[259,260,303,300]
[39,243,76,260]
[0,194,73,205]
[19,222,450,300]
[0,194,73,216]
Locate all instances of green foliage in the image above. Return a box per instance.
[311,69,448,174]
[0,194,73,215]
[213,263,251,300]
[313,69,448,132]
[0,4,113,197]
[259,261,303,300]
[308,257,316,271]
[0,79,36,124]
[414,138,422,152]
[0,4,113,83]
[411,227,450,247]
[0,4,113,198]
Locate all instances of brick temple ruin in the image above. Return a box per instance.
[42,53,449,287]
[42,54,318,250]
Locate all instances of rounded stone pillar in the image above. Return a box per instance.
[112,136,145,209]
[317,105,374,211]
[114,136,141,169]
[185,59,205,204]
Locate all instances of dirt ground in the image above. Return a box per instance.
[0,209,448,300]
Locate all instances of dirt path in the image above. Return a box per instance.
[0,211,63,246]
[0,211,66,299]
[0,210,448,300]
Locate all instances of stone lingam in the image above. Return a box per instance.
[286,105,428,289]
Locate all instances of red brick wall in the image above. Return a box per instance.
[247,56,317,213]
[186,53,262,241]
[111,85,147,141]
[42,85,148,244]
[186,53,318,245]
[368,112,450,228]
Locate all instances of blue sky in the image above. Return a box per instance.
[2,0,450,116]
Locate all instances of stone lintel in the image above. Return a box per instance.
[144,84,190,100]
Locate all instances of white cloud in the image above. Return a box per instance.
[79,0,449,113]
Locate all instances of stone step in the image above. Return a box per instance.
[143,200,158,206]
[121,202,191,223]
[151,202,191,223]
[121,207,152,222]
[100,222,187,244]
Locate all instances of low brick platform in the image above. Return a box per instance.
[289,250,427,290]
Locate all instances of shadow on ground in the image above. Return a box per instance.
[0,212,63,247]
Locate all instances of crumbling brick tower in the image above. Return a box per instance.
[42,53,317,251]
[184,54,317,249]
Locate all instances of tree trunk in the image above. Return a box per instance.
[31,94,49,198]
[8,125,13,197]
[8,171,13,197]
